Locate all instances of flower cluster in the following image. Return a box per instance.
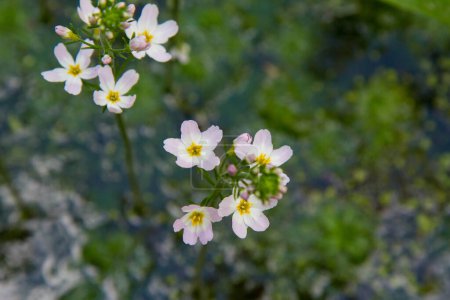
[42,1,178,113]
[165,120,293,245]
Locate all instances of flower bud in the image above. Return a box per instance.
[55,25,78,41]
[105,31,114,40]
[130,36,150,52]
[127,4,135,16]
[240,190,249,200]
[102,54,112,65]
[99,0,107,7]
[120,21,131,30]
[227,164,238,176]
[88,15,98,26]
[116,2,125,9]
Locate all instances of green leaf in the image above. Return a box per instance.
[381,0,450,25]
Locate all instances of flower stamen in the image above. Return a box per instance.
[255,154,271,165]
[67,64,81,77]
[189,211,204,226]
[107,90,120,103]
[236,199,251,215]
[187,143,202,157]
[141,30,154,43]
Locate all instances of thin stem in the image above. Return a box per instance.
[115,114,147,216]
[193,245,208,299]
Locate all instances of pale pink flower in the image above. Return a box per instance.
[125,4,178,62]
[101,54,112,65]
[233,133,253,160]
[218,194,270,239]
[173,205,222,245]
[55,26,77,40]
[235,129,293,167]
[93,66,139,114]
[227,164,238,176]
[77,0,99,26]
[41,42,98,95]
[163,120,223,171]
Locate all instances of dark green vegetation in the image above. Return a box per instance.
[0,0,449,299]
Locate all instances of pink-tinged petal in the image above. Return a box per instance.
[198,153,220,171]
[146,44,171,62]
[93,91,107,106]
[234,133,252,145]
[198,224,213,245]
[115,69,139,94]
[80,66,99,80]
[76,40,94,69]
[106,103,123,114]
[206,207,222,222]
[181,120,201,145]
[54,43,74,68]
[270,146,293,167]
[253,129,273,155]
[181,205,200,213]
[183,228,198,245]
[173,219,185,232]
[118,95,136,109]
[245,211,269,232]
[200,125,223,150]
[263,199,278,210]
[232,213,248,239]
[125,21,138,39]
[280,173,290,185]
[132,50,147,60]
[98,66,115,91]
[138,4,158,32]
[64,77,82,95]
[79,0,95,12]
[247,195,265,210]
[163,138,185,156]
[175,156,196,168]
[234,143,256,161]
[218,195,236,217]
[41,68,68,82]
[152,20,179,44]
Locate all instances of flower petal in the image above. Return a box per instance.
[76,40,95,69]
[218,195,236,217]
[173,219,185,232]
[98,66,115,91]
[206,207,222,222]
[106,103,123,114]
[181,205,200,213]
[138,4,158,32]
[54,43,74,68]
[198,223,213,245]
[117,95,136,109]
[80,66,99,80]
[132,50,147,60]
[152,20,178,44]
[198,153,220,171]
[115,69,139,94]
[41,68,68,82]
[253,129,273,155]
[183,228,198,245]
[125,21,138,39]
[200,125,223,150]
[64,77,82,95]
[181,120,201,145]
[175,155,196,168]
[245,211,269,232]
[163,138,185,156]
[93,90,107,106]
[270,146,293,167]
[146,44,171,62]
[232,213,248,239]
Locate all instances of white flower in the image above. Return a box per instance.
[218,194,270,239]
[173,205,222,245]
[93,66,139,114]
[235,129,293,167]
[41,42,98,95]
[163,120,223,171]
[125,4,178,62]
[77,0,98,26]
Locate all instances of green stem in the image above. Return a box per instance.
[193,245,208,299]
[115,114,146,216]
[0,157,34,220]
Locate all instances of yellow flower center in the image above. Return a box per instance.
[67,64,81,77]
[187,143,202,157]
[189,211,204,226]
[236,198,252,215]
[141,30,154,43]
[255,153,271,165]
[107,91,121,103]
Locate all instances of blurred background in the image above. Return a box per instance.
[1,0,450,299]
